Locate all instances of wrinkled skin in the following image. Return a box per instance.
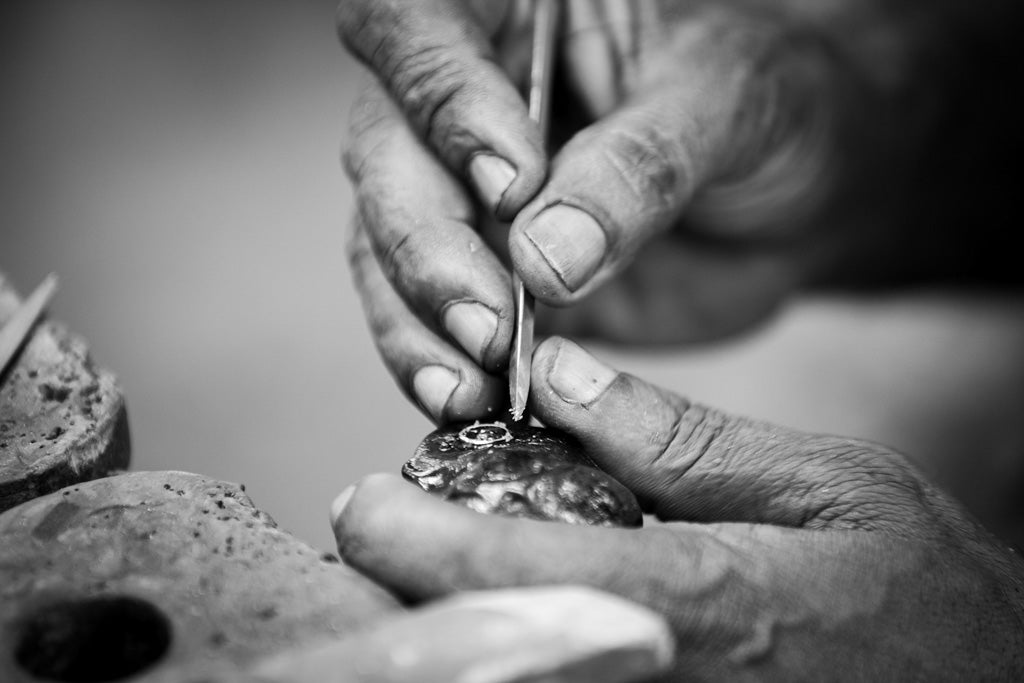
[404,420,642,527]
[336,0,1021,424]
[334,338,1024,681]
[335,1,1024,678]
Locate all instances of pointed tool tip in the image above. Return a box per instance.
[27,273,59,310]
[40,272,59,294]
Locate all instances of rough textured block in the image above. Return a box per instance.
[0,470,401,683]
[0,273,130,511]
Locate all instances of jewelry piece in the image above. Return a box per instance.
[457,421,513,446]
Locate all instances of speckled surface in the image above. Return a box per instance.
[0,273,130,512]
[0,470,401,683]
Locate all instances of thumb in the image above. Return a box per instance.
[508,12,836,305]
[530,337,921,531]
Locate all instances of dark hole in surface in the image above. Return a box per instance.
[14,595,171,682]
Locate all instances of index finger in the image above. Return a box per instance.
[337,0,546,218]
[328,474,892,680]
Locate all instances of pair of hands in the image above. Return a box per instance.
[330,337,1024,680]
[338,0,910,424]
[335,0,1024,679]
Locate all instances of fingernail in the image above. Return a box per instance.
[412,365,460,422]
[548,339,617,405]
[329,485,355,527]
[523,205,607,292]
[442,301,498,366]
[468,153,516,214]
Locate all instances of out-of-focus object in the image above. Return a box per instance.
[0,270,130,512]
[1,470,667,683]
[403,420,642,527]
[239,586,674,683]
[0,470,401,683]
[509,0,559,422]
[0,273,58,377]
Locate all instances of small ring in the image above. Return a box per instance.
[458,421,513,446]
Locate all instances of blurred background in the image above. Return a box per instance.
[2,0,1023,552]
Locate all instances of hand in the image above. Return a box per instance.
[337,0,941,423]
[330,337,1024,680]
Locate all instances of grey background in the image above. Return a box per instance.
[3,0,1023,552]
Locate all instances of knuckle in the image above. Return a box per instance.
[373,321,411,368]
[389,48,476,150]
[644,399,733,478]
[369,221,447,316]
[371,219,460,298]
[595,122,695,214]
[376,230,420,286]
[353,192,403,270]
[338,0,479,154]
[335,0,388,60]
[801,439,926,530]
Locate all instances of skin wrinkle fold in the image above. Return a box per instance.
[377,232,415,284]
[650,403,727,473]
[384,224,464,300]
[342,87,395,179]
[647,405,685,468]
[358,128,473,220]
[417,75,475,153]
[335,0,381,59]
[596,120,692,218]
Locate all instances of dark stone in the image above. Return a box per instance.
[403,420,642,527]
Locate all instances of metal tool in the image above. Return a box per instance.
[0,273,59,377]
[509,0,559,422]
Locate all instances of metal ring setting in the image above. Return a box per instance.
[458,421,513,446]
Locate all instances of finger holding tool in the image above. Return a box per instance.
[400,0,644,532]
[509,0,559,423]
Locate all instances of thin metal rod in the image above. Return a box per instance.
[509,0,558,421]
[0,273,59,376]
[527,0,558,140]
